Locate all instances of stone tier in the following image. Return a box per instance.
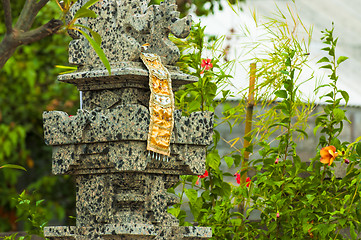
[45,224,212,240]
[57,62,197,92]
[43,105,213,175]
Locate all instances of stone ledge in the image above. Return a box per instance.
[57,63,197,91]
[44,224,212,239]
[43,106,213,146]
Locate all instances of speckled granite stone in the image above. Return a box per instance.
[44,224,212,239]
[67,0,191,67]
[57,63,197,93]
[43,105,213,175]
[44,0,212,238]
[60,0,197,92]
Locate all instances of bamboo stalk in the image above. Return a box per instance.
[239,63,256,213]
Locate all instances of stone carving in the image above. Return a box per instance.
[43,0,212,239]
[67,0,191,67]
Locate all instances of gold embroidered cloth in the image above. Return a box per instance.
[140,53,174,156]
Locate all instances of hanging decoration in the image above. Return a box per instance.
[140,51,174,161]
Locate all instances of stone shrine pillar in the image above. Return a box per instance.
[43,0,213,239]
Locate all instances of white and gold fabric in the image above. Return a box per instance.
[140,52,174,161]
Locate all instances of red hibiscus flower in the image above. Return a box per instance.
[201,58,213,74]
[234,172,241,184]
[196,170,208,185]
[234,173,251,187]
[246,177,251,187]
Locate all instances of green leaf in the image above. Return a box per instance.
[317,57,329,64]
[185,188,197,204]
[83,0,100,9]
[274,90,288,99]
[36,199,45,207]
[337,56,348,65]
[269,122,288,128]
[224,156,234,168]
[74,24,102,45]
[295,129,308,138]
[340,90,349,104]
[55,65,78,74]
[74,8,97,19]
[321,47,330,51]
[0,164,27,171]
[333,108,345,122]
[167,207,180,218]
[206,150,221,170]
[232,155,242,167]
[350,222,357,240]
[320,64,333,70]
[339,218,346,227]
[221,182,231,198]
[188,100,201,113]
[77,29,111,75]
[356,142,361,156]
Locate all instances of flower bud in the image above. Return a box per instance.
[344,158,350,164]
[276,212,280,218]
[275,158,279,164]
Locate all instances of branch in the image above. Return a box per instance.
[16,19,63,45]
[2,0,13,33]
[35,0,50,13]
[15,0,50,31]
[0,19,62,69]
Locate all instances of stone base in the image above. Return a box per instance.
[44,224,212,240]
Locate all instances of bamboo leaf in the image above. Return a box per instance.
[269,122,288,128]
[55,65,78,74]
[77,29,111,75]
[55,65,77,70]
[83,0,100,9]
[0,164,27,171]
[74,24,101,45]
[295,129,308,138]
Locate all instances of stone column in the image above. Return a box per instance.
[43,0,213,239]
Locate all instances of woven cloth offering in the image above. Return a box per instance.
[140,52,174,158]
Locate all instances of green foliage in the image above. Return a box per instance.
[149,0,244,17]
[170,8,361,240]
[173,22,233,115]
[314,23,350,147]
[55,0,111,74]
[0,164,27,172]
[0,0,77,232]
[15,191,48,239]
[1,191,48,240]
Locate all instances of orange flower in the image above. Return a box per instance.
[320,145,338,166]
